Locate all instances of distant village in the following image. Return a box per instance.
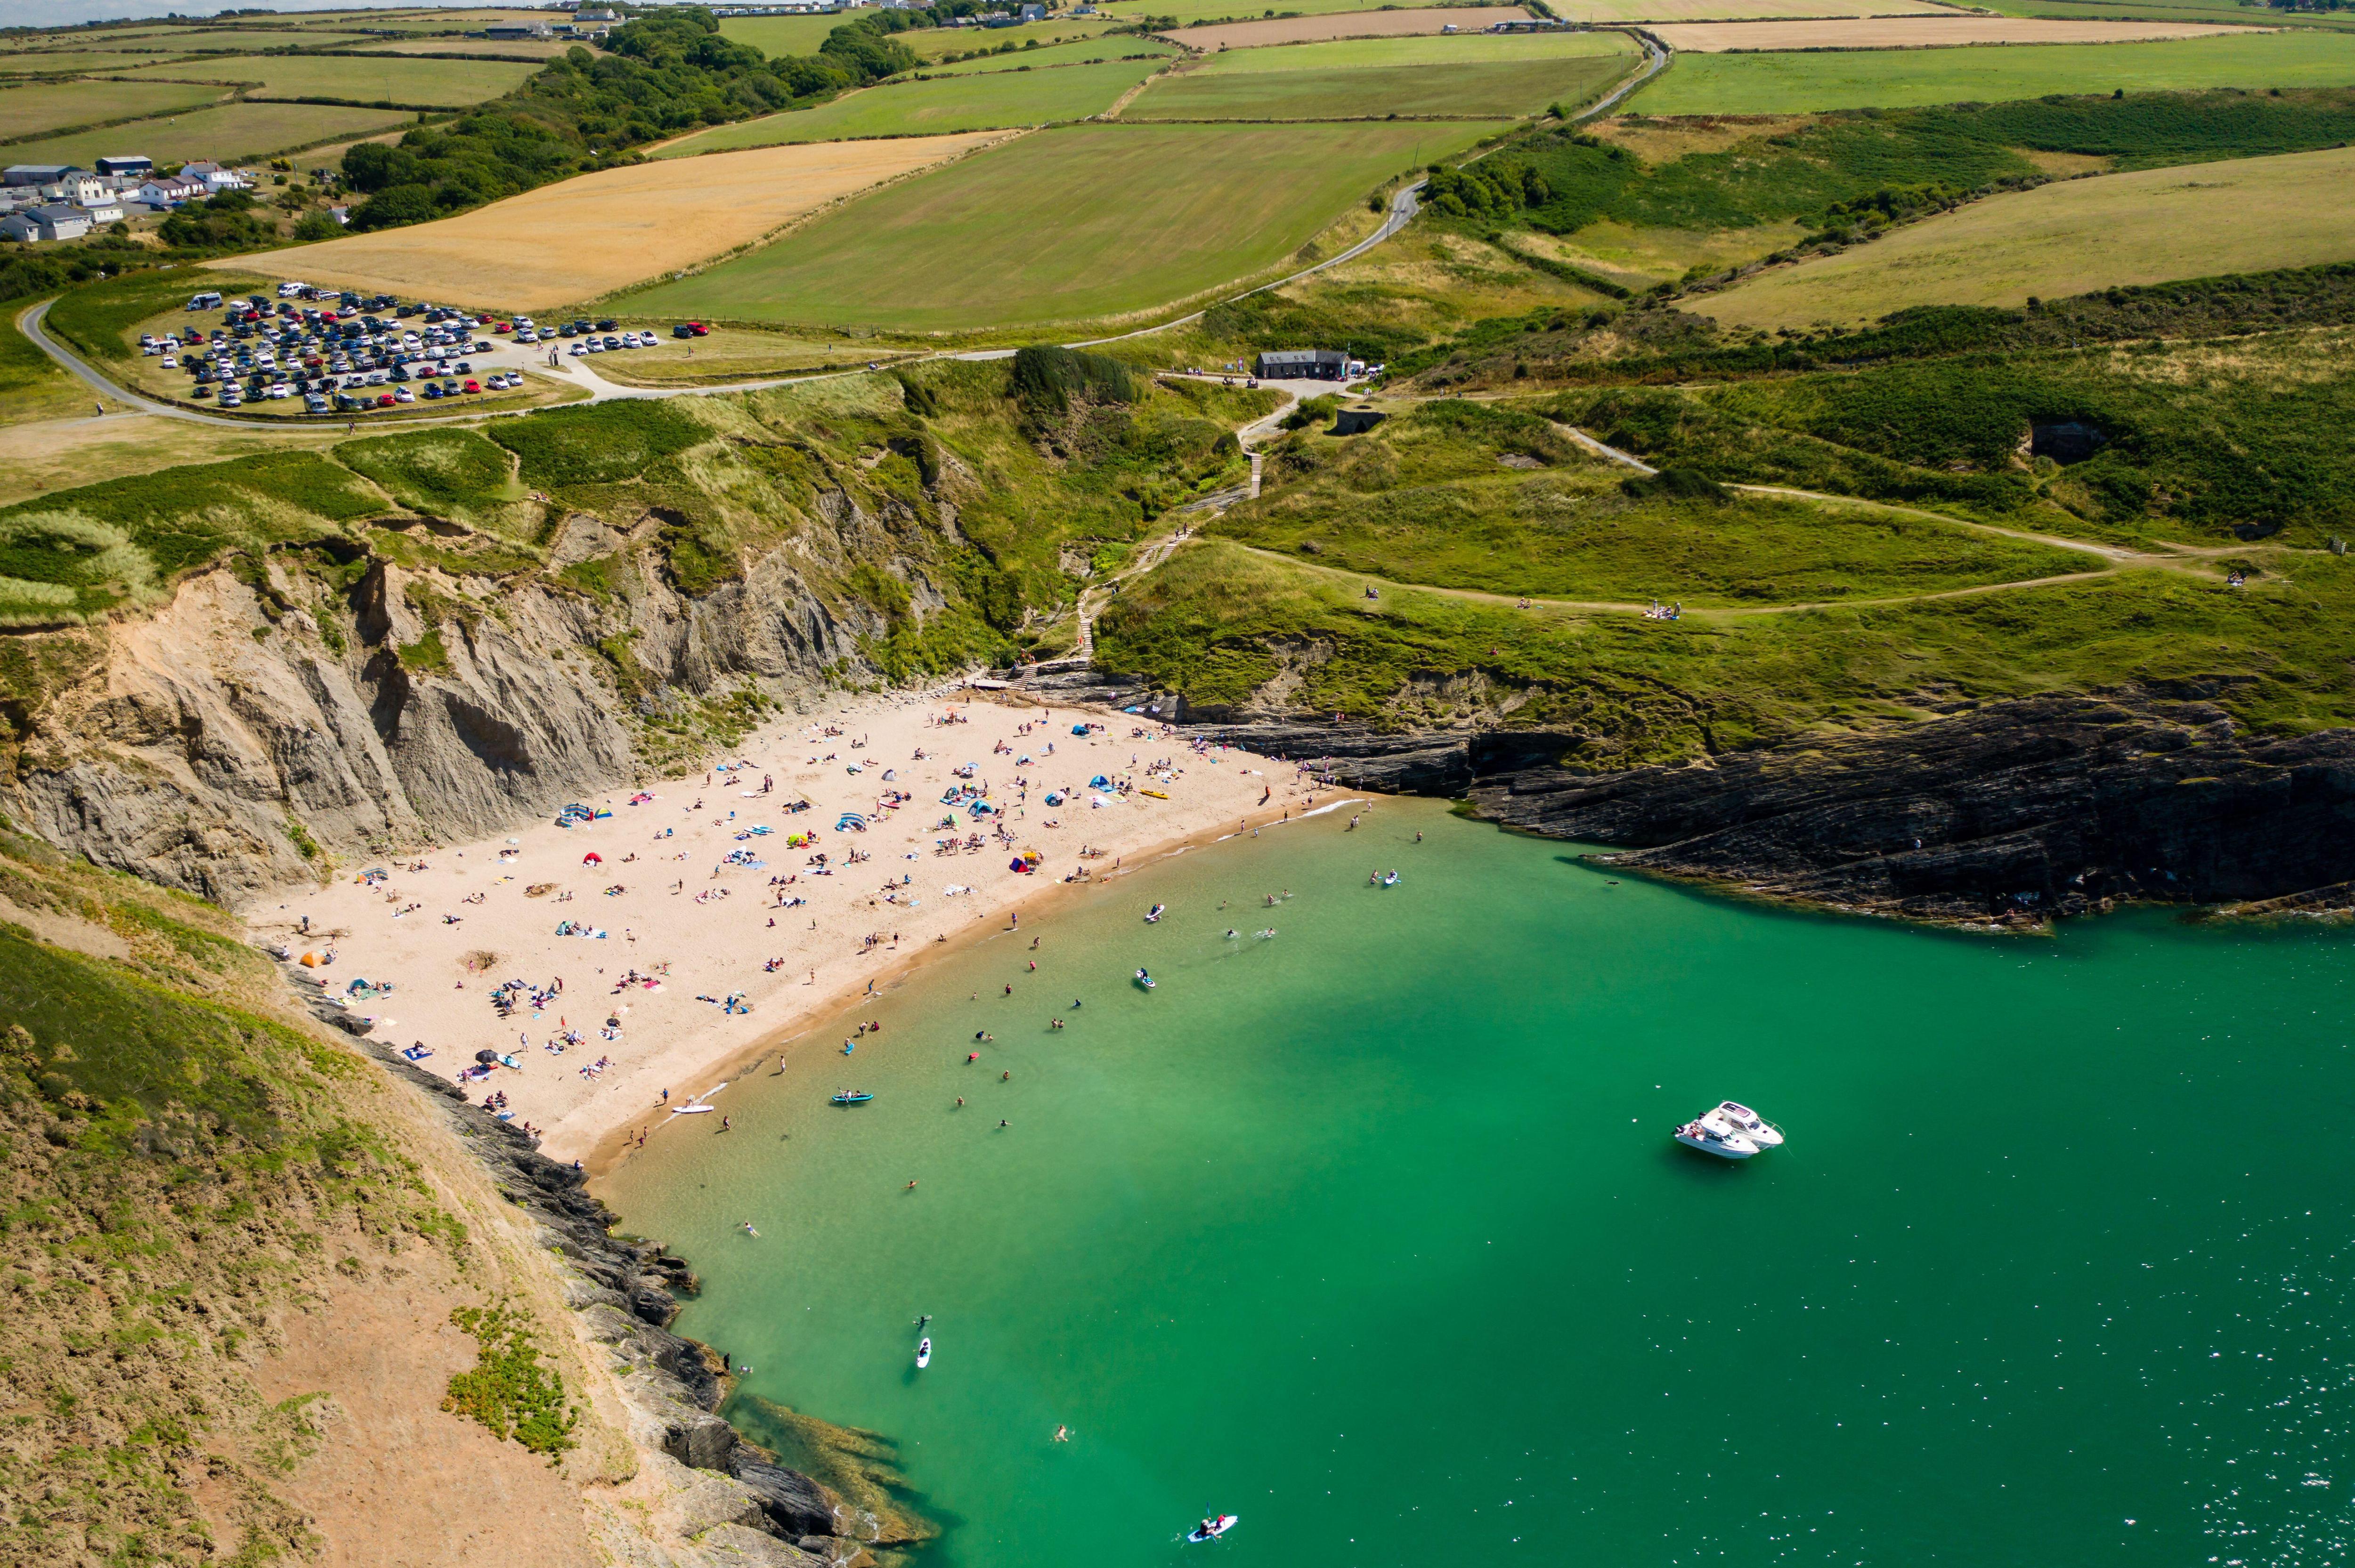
[0,156,276,244]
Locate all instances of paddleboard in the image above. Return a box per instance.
[916,1337,931,1369]
[673,1105,715,1115]
[1186,1514,1237,1544]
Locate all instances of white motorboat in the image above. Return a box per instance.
[1713,1101,1783,1147]
[1673,1112,1760,1160]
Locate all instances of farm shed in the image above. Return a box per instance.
[1254,348,1348,380]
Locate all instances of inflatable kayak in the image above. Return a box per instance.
[1186,1515,1237,1544]
[830,1090,874,1105]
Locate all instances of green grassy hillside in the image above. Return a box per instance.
[1212,399,2094,605]
[0,821,490,1567]
[632,121,1499,332]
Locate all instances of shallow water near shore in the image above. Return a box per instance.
[604,798,2355,1567]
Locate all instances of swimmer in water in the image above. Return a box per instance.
[1225,929,1238,939]
[741,1220,760,1237]
[1053,1425,1070,1443]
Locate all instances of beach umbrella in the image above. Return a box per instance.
[475,1049,499,1065]
[583,852,602,864]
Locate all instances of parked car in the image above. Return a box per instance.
[376,393,395,407]
[463,380,480,394]
[393,387,415,404]
[672,323,695,339]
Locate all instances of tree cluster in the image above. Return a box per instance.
[344,6,917,231]
[1421,159,1551,221]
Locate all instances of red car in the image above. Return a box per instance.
[493,322,512,333]
[376,393,395,407]
[690,322,710,337]
[462,379,480,394]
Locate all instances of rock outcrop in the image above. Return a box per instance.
[1017,663,2355,925]
[360,1044,875,1568]
[1465,691,2355,922]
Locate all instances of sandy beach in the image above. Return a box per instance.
[249,688,1328,1169]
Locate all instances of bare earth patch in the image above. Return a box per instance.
[1177,7,1533,50]
[255,1247,599,1568]
[1649,16,2269,51]
[211,132,1010,312]
[1592,111,1813,161]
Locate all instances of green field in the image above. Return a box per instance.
[1632,30,2355,114]
[0,77,221,140]
[900,17,1123,59]
[916,37,1178,76]
[1094,0,1499,24]
[1978,0,2355,29]
[0,98,416,167]
[134,28,372,51]
[1191,32,1630,72]
[1700,143,2355,329]
[127,52,542,106]
[717,13,859,57]
[1129,56,1629,119]
[0,51,186,76]
[632,120,1501,332]
[658,58,1161,155]
[719,13,1121,59]
[1129,33,1634,119]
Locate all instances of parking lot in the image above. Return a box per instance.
[145,279,702,418]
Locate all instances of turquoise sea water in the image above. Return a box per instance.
[603,798,2355,1568]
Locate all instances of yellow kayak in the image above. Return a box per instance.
[1141,789,1169,800]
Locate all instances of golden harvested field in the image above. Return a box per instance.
[1552,0,1949,18]
[1649,16,2267,49]
[1178,8,1535,50]
[215,132,1010,312]
[1701,144,2355,330]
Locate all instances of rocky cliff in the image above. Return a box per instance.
[1463,690,2355,924]
[1,501,917,904]
[1026,666,2355,925]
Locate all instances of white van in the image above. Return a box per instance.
[187,291,222,311]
